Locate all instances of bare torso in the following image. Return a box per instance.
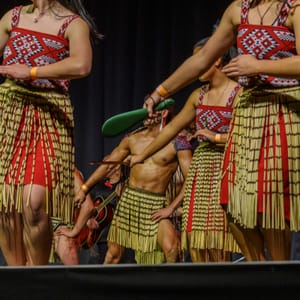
[128,129,178,194]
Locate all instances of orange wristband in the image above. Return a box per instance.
[30,67,38,80]
[81,184,89,194]
[156,84,169,98]
[215,133,221,143]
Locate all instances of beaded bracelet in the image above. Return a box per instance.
[81,184,89,194]
[214,133,221,143]
[30,67,38,80]
[144,94,159,105]
[156,84,169,98]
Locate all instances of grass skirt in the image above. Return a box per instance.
[0,80,75,224]
[107,184,166,264]
[221,86,300,230]
[181,143,240,253]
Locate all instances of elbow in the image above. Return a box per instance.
[72,58,92,77]
[77,63,92,77]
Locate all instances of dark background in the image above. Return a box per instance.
[1,0,232,178]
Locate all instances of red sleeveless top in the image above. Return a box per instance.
[195,84,240,143]
[2,6,80,93]
[237,0,299,87]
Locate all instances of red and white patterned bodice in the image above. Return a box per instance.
[195,84,240,143]
[237,0,299,87]
[2,6,80,93]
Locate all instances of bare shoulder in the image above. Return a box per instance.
[0,7,13,21]
[217,0,241,29]
[186,87,202,105]
[188,87,201,96]
[0,8,13,33]
[225,0,242,13]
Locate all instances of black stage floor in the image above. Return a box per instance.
[1,261,300,299]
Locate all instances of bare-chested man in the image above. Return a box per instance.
[74,109,193,264]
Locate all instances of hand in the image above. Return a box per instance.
[54,228,79,265]
[150,207,174,223]
[222,54,259,78]
[86,217,99,229]
[143,93,163,117]
[188,128,215,143]
[74,190,86,208]
[127,154,144,168]
[0,64,31,80]
[55,225,78,238]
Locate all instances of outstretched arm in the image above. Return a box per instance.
[75,136,131,206]
[129,91,197,167]
[143,1,238,116]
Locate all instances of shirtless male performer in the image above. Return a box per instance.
[74,108,193,264]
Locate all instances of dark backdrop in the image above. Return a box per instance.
[1,0,232,178]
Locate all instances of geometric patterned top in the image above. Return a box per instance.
[195,83,240,142]
[2,6,79,93]
[237,0,299,87]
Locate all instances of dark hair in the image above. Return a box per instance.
[54,0,103,44]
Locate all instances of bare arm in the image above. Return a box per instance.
[130,90,197,166]
[150,146,192,222]
[56,168,95,237]
[150,180,187,223]
[144,1,239,115]
[0,10,11,57]
[35,18,93,79]
[75,137,131,205]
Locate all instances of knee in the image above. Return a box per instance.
[104,243,123,264]
[163,241,179,263]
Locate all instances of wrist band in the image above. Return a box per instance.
[81,184,89,194]
[156,84,169,98]
[149,95,158,105]
[144,94,158,105]
[214,133,221,143]
[30,67,38,80]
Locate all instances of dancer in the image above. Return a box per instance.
[0,0,102,265]
[141,37,242,262]
[131,0,299,261]
[75,109,193,264]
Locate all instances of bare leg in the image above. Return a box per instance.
[157,219,179,263]
[262,225,290,261]
[22,184,53,265]
[208,249,231,262]
[189,248,208,262]
[0,210,26,265]
[186,232,206,262]
[104,241,124,264]
[227,214,266,261]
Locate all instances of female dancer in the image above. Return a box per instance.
[0,0,102,265]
